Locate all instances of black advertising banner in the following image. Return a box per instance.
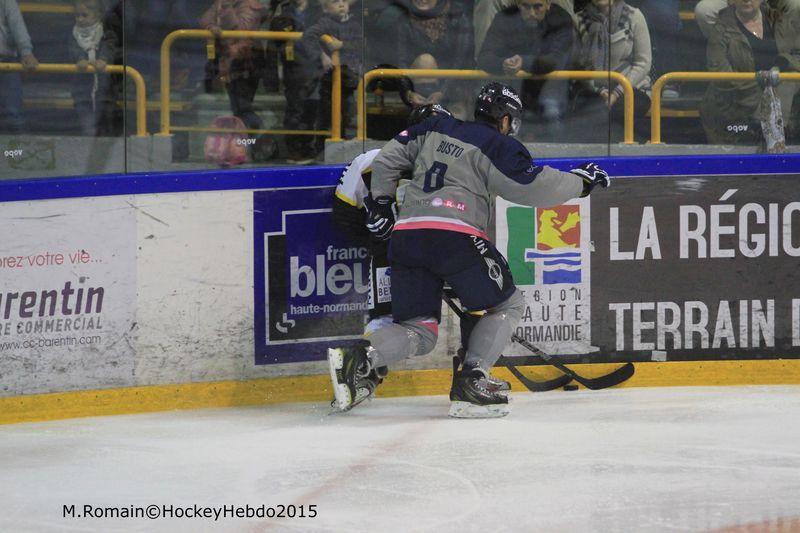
[591,174,800,362]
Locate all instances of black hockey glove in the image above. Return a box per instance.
[364,194,396,241]
[571,162,610,197]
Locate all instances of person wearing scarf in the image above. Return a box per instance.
[574,0,652,140]
[68,0,114,136]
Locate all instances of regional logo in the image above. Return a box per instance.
[506,204,584,285]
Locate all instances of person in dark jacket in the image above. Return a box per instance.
[478,0,576,123]
[300,0,364,144]
[373,0,474,106]
[700,0,796,145]
[271,0,323,162]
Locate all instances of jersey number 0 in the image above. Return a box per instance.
[423,162,449,192]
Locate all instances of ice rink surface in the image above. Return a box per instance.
[2,385,800,533]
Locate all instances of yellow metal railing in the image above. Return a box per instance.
[0,62,147,136]
[650,71,800,144]
[19,2,73,13]
[160,29,341,141]
[357,69,635,144]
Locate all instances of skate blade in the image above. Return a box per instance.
[327,348,352,412]
[448,401,509,419]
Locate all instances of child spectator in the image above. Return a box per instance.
[200,0,268,137]
[68,0,115,136]
[300,0,363,146]
[0,0,39,133]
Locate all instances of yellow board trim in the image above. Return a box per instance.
[2,359,799,425]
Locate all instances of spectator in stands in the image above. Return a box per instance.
[477,0,576,126]
[628,0,681,98]
[68,0,115,136]
[271,0,323,163]
[473,0,576,59]
[129,1,201,93]
[0,0,39,133]
[696,0,733,37]
[373,0,474,106]
[697,0,800,135]
[700,0,798,145]
[300,0,363,146]
[574,0,653,140]
[200,0,268,135]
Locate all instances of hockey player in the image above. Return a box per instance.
[328,104,446,405]
[331,103,451,328]
[329,82,610,418]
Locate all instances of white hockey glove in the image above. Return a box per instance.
[364,195,396,241]
[571,162,610,197]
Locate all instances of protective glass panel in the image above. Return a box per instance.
[611,0,800,156]
[361,0,610,158]
[1,0,126,180]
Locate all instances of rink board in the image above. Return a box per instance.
[1,154,800,423]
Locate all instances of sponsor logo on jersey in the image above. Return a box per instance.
[506,204,583,284]
[426,198,466,211]
[485,257,504,289]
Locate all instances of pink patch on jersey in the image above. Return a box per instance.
[419,319,439,336]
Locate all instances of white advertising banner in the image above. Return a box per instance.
[0,197,137,394]
[495,196,595,357]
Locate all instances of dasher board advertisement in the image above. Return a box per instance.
[496,197,594,358]
[0,197,137,394]
[253,187,370,365]
[591,174,800,362]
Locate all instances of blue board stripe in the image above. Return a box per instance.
[2,153,800,203]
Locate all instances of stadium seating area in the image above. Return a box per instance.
[1,0,798,174]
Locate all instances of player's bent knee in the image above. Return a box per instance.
[487,289,525,323]
[402,316,439,357]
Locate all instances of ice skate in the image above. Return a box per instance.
[449,362,510,419]
[328,344,388,412]
[456,349,511,395]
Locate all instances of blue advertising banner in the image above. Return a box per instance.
[253,187,370,365]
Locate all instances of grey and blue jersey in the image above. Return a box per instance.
[371,115,583,239]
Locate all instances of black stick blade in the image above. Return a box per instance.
[501,359,574,392]
[571,362,635,390]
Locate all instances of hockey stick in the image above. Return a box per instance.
[442,292,635,391]
[509,331,635,391]
[442,293,572,392]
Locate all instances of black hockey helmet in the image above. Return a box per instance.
[408,103,452,126]
[474,82,523,136]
